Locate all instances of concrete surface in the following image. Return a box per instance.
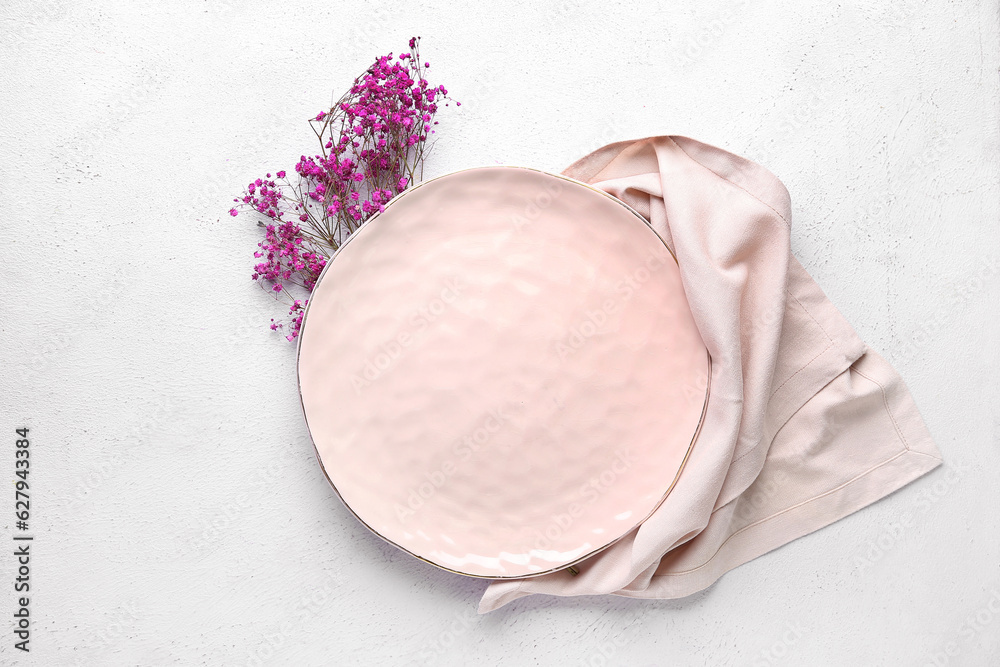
[1,0,998,665]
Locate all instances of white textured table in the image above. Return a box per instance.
[1,1,997,665]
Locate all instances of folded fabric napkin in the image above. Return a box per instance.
[478,135,943,613]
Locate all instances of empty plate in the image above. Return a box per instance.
[297,166,710,578]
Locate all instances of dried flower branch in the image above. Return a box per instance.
[231,37,457,340]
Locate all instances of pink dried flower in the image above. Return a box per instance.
[231,37,455,340]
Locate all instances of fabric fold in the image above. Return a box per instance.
[478,135,942,613]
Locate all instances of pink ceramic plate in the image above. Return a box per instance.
[297,166,710,579]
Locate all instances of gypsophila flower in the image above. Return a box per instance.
[230,37,455,340]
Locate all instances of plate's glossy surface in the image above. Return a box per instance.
[297,166,710,578]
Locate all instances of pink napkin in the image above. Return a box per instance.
[478,135,943,613]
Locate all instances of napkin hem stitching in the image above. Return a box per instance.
[766,340,834,403]
[852,366,914,453]
[650,447,920,577]
[668,137,791,227]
